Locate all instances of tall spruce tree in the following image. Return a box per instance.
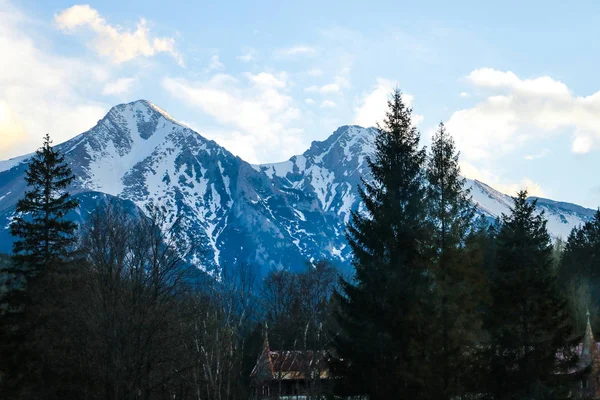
[331,89,434,400]
[558,210,600,333]
[10,133,79,272]
[0,134,79,397]
[426,122,474,250]
[426,122,487,398]
[461,215,496,394]
[485,191,576,400]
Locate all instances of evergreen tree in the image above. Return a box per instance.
[460,215,496,394]
[0,134,79,397]
[485,191,576,400]
[10,133,79,272]
[466,214,500,279]
[426,122,474,250]
[558,210,600,333]
[331,89,434,400]
[426,122,487,398]
[464,215,496,276]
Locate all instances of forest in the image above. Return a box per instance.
[0,89,598,400]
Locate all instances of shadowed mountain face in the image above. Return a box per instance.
[0,100,593,276]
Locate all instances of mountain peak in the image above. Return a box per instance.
[47,99,216,198]
[105,99,180,128]
[302,125,376,168]
[308,125,373,148]
[0,101,596,275]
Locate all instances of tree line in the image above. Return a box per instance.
[0,91,598,400]
[331,90,586,400]
[0,134,341,399]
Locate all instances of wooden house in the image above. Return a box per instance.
[250,329,331,399]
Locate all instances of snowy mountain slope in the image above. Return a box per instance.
[258,125,595,261]
[255,125,378,264]
[0,101,595,276]
[0,101,317,275]
[466,180,594,239]
[258,125,376,221]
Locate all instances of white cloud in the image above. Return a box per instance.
[237,49,256,63]
[320,83,343,94]
[354,78,423,128]
[572,136,592,154]
[320,100,336,109]
[468,68,521,89]
[305,76,350,95]
[460,92,470,98]
[246,72,287,88]
[524,148,551,161]
[102,77,136,95]
[0,1,107,159]
[54,4,184,66]
[277,45,316,56]
[447,68,600,159]
[305,98,316,105]
[162,72,304,163]
[207,55,223,71]
[237,54,253,62]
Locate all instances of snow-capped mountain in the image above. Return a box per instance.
[0,100,594,276]
[466,179,597,238]
[257,125,594,262]
[255,125,378,264]
[0,101,319,276]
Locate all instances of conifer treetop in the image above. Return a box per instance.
[9,134,79,272]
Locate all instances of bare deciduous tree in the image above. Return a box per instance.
[180,262,258,400]
[76,202,195,400]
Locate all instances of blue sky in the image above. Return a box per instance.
[3,0,600,208]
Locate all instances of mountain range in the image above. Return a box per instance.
[0,100,595,277]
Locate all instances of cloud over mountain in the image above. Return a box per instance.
[55,4,184,66]
[448,68,600,160]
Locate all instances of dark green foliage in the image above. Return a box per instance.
[10,133,79,272]
[0,253,12,296]
[0,135,80,399]
[426,122,475,250]
[461,217,497,393]
[467,215,500,278]
[0,253,11,267]
[332,89,434,400]
[485,191,576,399]
[426,122,488,399]
[558,210,600,333]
